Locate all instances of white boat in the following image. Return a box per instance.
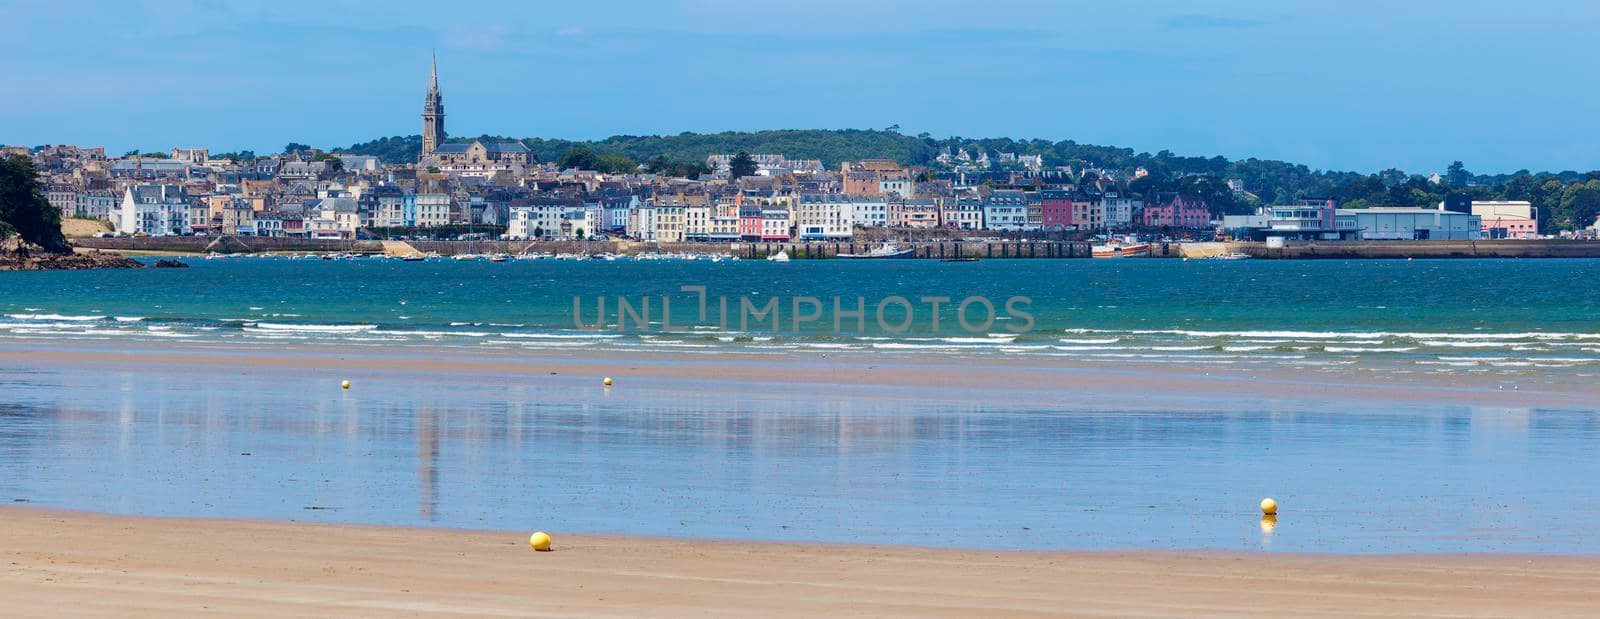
[489,253,510,262]
[1091,242,1151,259]
[838,243,915,259]
[767,251,791,263]
[1206,252,1252,260]
[452,254,480,261]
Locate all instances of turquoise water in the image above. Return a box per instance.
[3,257,1600,375]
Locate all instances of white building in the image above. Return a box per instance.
[850,197,889,228]
[307,198,358,240]
[795,194,854,240]
[119,184,190,236]
[1102,192,1142,230]
[983,190,1028,231]
[684,205,710,241]
[413,193,452,227]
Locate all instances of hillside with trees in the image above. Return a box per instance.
[335,129,1600,231]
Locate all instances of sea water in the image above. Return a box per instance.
[3,258,1600,552]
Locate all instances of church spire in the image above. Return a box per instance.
[421,52,446,161]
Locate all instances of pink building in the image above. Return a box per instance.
[1142,193,1210,229]
[1471,201,1538,239]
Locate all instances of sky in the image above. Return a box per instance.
[2,0,1596,175]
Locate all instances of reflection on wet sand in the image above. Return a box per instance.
[1,359,1599,553]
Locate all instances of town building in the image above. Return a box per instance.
[119,184,191,236]
[1471,200,1538,239]
[1142,193,1210,229]
[984,190,1029,231]
[795,194,854,240]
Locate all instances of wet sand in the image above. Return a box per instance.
[2,508,1597,618]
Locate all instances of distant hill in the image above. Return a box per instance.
[336,129,939,170]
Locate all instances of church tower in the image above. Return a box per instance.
[421,52,446,160]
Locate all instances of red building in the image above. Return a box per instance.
[738,206,764,240]
[1040,190,1073,231]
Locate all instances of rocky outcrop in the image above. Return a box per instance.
[0,239,144,271]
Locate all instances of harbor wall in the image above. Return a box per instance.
[76,236,1600,259]
[76,236,1094,259]
[1218,239,1600,259]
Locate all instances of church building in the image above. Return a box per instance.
[418,55,531,167]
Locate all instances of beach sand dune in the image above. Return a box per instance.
[2,508,1597,618]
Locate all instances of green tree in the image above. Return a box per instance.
[595,153,637,174]
[1557,181,1600,231]
[729,151,757,178]
[0,156,68,252]
[283,142,312,155]
[558,146,600,170]
[1445,161,1472,187]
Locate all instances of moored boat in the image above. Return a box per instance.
[838,243,915,259]
[1091,243,1151,259]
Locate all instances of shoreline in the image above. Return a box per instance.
[4,337,1597,409]
[3,506,1598,618]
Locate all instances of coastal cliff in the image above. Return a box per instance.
[0,239,143,271]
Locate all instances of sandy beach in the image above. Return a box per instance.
[1,507,1596,618]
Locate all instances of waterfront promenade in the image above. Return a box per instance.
[72,235,1600,259]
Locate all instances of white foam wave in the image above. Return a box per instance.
[253,322,376,333]
[6,313,106,321]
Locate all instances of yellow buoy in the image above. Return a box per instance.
[603,377,613,386]
[1260,497,1278,515]
[529,531,552,551]
[341,380,350,390]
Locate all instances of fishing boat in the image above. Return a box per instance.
[838,243,915,259]
[767,251,791,263]
[1091,242,1151,259]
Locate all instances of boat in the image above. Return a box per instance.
[767,251,791,263]
[1206,252,1252,260]
[838,243,915,259]
[1091,242,1151,259]
[452,254,480,261]
[401,253,427,262]
[489,253,510,263]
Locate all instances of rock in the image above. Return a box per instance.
[153,259,188,268]
[0,242,145,271]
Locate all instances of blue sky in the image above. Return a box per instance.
[2,0,1596,174]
